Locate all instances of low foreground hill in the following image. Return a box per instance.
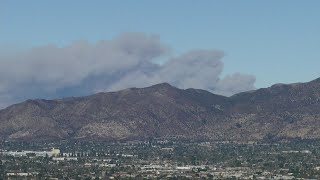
[1,78,320,142]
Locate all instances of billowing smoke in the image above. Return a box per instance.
[0,32,255,108]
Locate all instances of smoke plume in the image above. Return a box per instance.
[0,32,255,108]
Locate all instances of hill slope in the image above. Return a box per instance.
[1,78,320,142]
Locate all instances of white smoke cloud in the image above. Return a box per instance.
[107,50,225,91]
[215,73,256,96]
[0,32,255,109]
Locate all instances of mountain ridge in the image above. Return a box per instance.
[1,78,320,142]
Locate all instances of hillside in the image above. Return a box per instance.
[1,78,320,142]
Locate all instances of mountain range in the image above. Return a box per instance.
[1,78,320,142]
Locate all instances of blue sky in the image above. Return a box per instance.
[1,0,320,89]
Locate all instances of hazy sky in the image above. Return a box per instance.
[0,0,320,107]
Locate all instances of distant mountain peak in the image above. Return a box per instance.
[148,82,174,89]
[311,77,320,83]
[1,78,320,142]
